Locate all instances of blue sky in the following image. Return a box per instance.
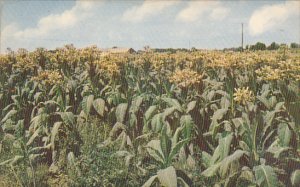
[1,0,299,52]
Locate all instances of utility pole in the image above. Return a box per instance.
[241,23,244,52]
[0,1,3,54]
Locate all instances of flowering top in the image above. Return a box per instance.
[169,69,203,88]
[233,87,255,105]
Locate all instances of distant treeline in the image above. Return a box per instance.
[150,42,300,53]
[224,42,300,52]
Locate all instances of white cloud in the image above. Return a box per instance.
[176,1,229,22]
[0,0,106,53]
[249,1,300,36]
[14,0,96,38]
[122,0,179,22]
[1,0,102,52]
[210,7,229,21]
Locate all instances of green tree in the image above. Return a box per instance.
[290,42,300,49]
[250,42,266,50]
[267,42,280,50]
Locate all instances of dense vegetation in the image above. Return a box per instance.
[0,45,299,187]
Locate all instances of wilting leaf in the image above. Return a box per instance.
[157,166,177,187]
[93,98,105,117]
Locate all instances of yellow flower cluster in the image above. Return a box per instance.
[32,70,63,86]
[233,87,255,105]
[169,69,203,88]
[54,45,81,66]
[13,50,38,71]
[94,55,125,78]
[80,45,101,61]
[0,54,10,71]
[255,66,282,81]
[278,59,300,81]
[255,58,300,81]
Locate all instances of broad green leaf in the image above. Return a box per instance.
[257,95,271,109]
[178,177,190,187]
[163,98,183,112]
[0,158,14,166]
[267,146,290,158]
[26,127,41,146]
[145,105,158,121]
[202,150,246,177]
[202,162,222,177]
[180,115,194,140]
[30,113,48,131]
[59,112,75,126]
[286,101,300,125]
[93,98,105,116]
[172,126,183,145]
[157,166,177,187]
[163,107,176,118]
[146,140,165,164]
[130,96,143,114]
[169,139,189,161]
[29,153,43,161]
[116,103,128,123]
[291,170,300,186]
[263,111,275,127]
[82,95,94,115]
[210,108,228,134]
[11,155,24,165]
[211,133,233,164]
[219,150,247,177]
[237,167,255,187]
[186,100,197,113]
[1,109,17,123]
[202,151,212,168]
[142,175,158,187]
[254,164,279,187]
[109,122,125,139]
[34,92,43,102]
[160,125,172,160]
[212,108,228,122]
[278,123,291,146]
[51,122,62,150]
[67,152,76,165]
[151,113,164,132]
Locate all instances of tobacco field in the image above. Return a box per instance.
[0,45,299,187]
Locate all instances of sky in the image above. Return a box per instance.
[0,0,299,52]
